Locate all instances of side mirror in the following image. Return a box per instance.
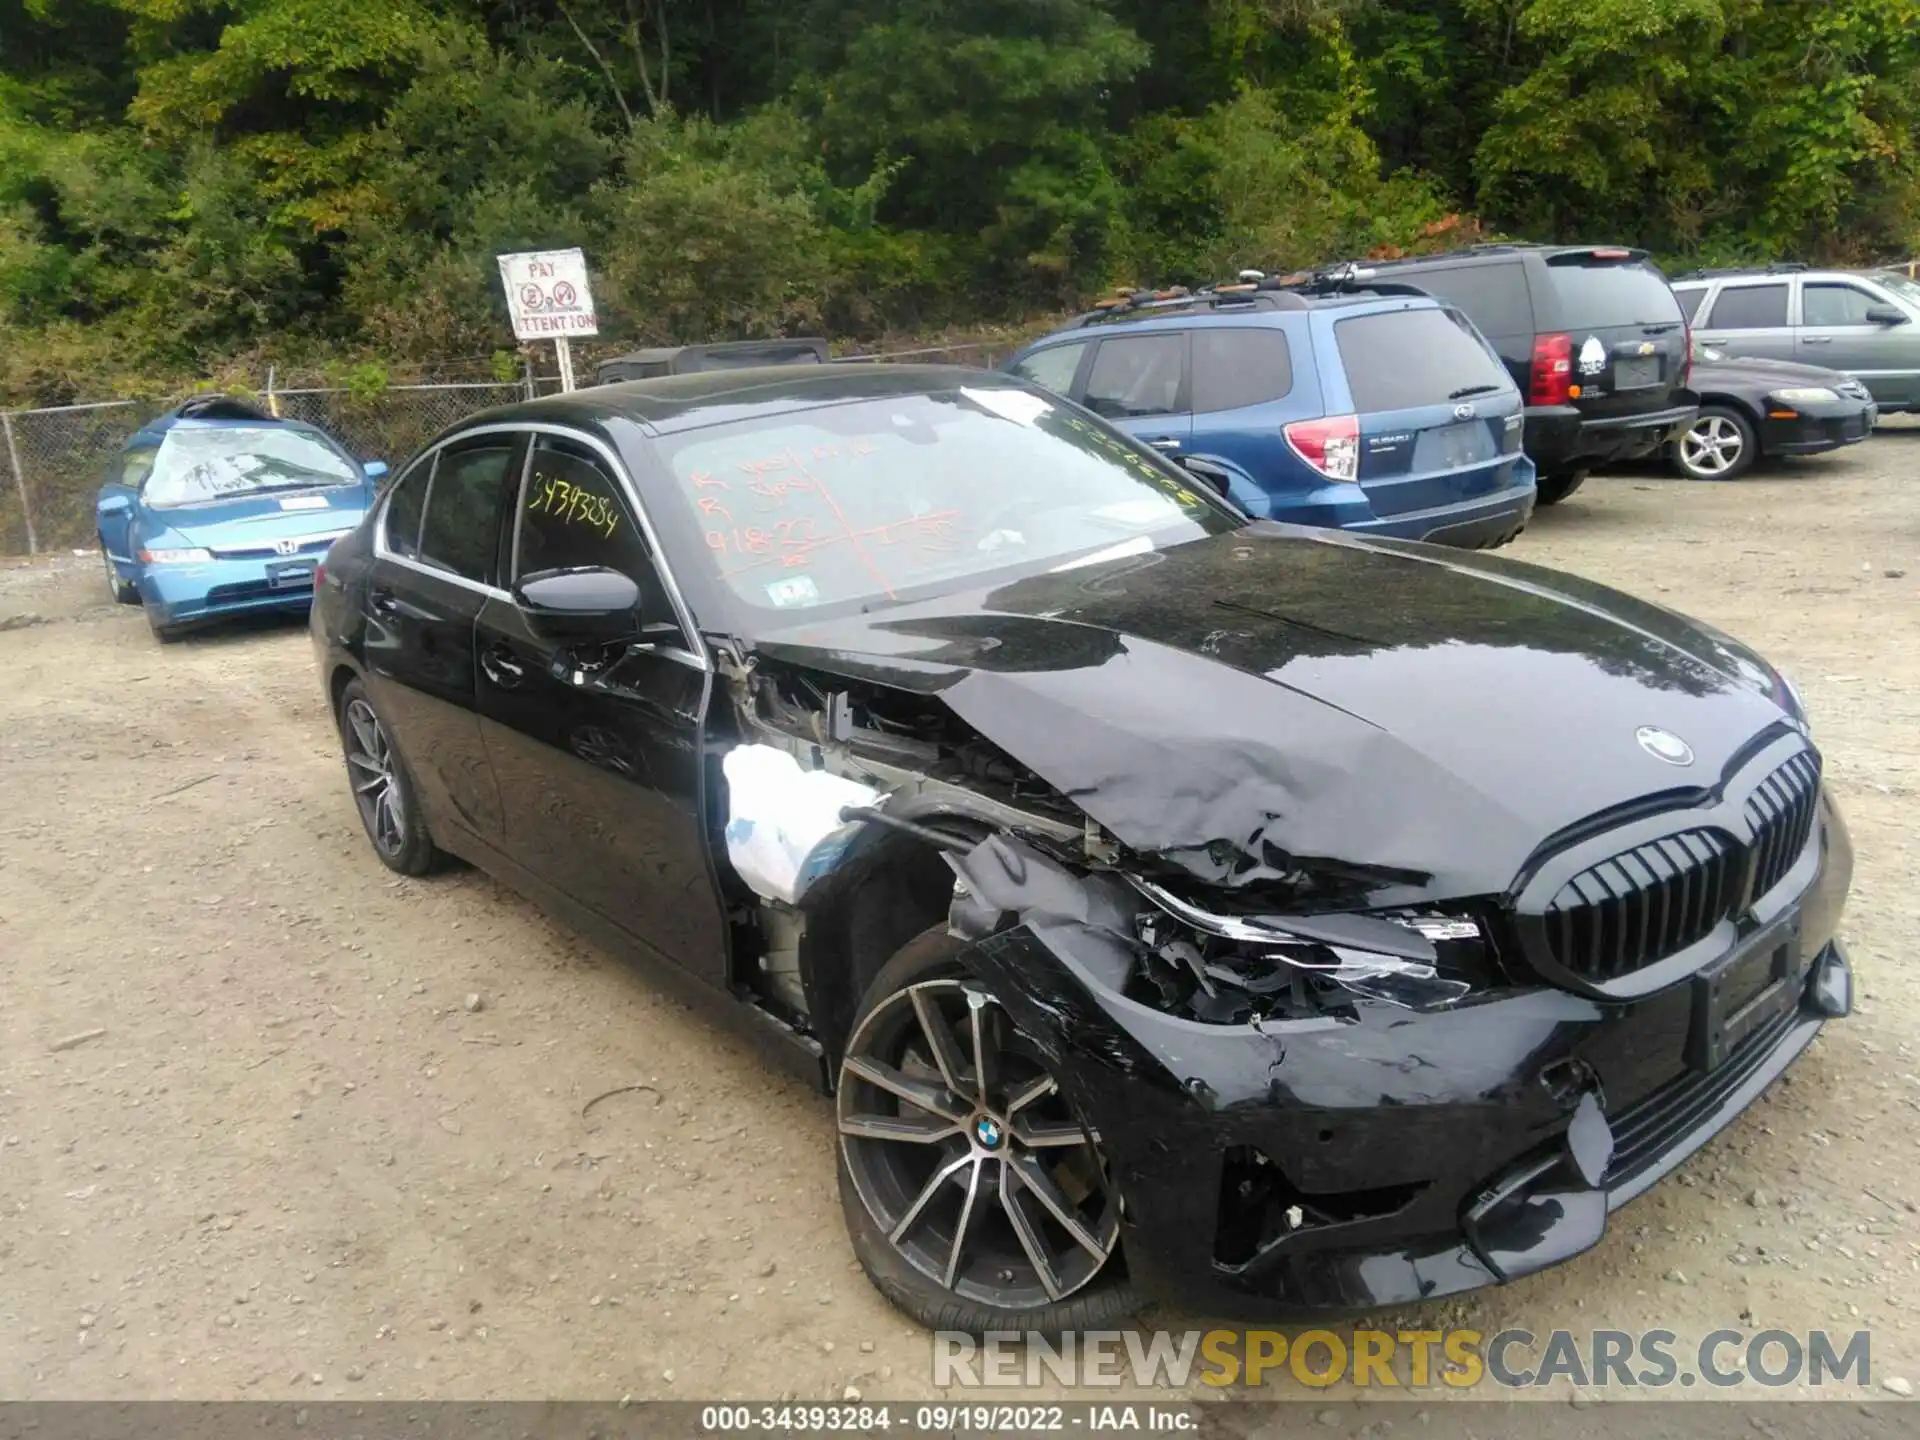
[363,460,391,481]
[514,566,643,644]
[98,494,132,515]
[1864,304,1908,326]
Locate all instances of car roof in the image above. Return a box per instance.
[126,406,326,450]
[1028,291,1438,345]
[449,363,1032,438]
[1359,243,1653,271]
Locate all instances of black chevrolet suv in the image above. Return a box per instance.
[1320,245,1699,504]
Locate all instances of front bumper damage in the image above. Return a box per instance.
[941,806,1853,1316]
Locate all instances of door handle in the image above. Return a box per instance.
[480,645,527,688]
[369,588,401,617]
[1146,437,1181,452]
[1802,336,1833,345]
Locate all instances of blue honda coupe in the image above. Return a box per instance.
[96,396,389,641]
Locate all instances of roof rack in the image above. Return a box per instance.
[1671,262,1808,281]
[1070,280,1310,326]
[1266,262,1432,300]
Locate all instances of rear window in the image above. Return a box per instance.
[1191,329,1292,411]
[1395,262,1532,337]
[1334,307,1511,414]
[1545,258,1683,330]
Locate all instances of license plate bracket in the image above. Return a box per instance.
[1688,918,1800,1071]
[268,559,317,590]
[1613,355,1661,390]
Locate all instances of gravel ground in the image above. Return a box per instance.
[0,426,1916,1408]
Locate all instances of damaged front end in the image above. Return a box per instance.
[711,649,1850,1314]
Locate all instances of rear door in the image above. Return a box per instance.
[1181,323,1311,518]
[1797,278,1920,407]
[360,435,518,844]
[1077,331,1191,458]
[1694,281,1795,364]
[1538,251,1693,417]
[1322,303,1527,519]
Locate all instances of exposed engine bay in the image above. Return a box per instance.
[717,655,1504,1030]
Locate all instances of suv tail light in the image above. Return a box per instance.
[1530,333,1573,406]
[1680,320,1693,388]
[314,560,326,589]
[1283,415,1360,482]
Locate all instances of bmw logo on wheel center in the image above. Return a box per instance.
[974,1116,1003,1149]
[1636,725,1695,766]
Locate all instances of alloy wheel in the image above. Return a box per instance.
[344,697,406,855]
[837,978,1119,1309]
[1680,415,1745,477]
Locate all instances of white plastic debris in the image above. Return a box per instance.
[722,744,882,904]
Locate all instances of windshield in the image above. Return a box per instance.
[650,387,1239,616]
[1875,272,1920,306]
[144,425,361,508]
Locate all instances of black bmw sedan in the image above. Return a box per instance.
[312,365,1852,1332]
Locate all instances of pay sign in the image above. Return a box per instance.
[498,248,599,339]
[498,248,598,391]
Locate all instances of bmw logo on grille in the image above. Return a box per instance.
[1636,726,1694,766]
[974,1116,1003,1149]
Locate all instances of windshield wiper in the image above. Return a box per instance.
[1447,384,1502,400]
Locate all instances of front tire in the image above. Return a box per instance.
[835,927,1141,1334]
[1535,471,1587,505]
[101,544,137,605]
[336,679,442,875]
[1672,406,1758,481]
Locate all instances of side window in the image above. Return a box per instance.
[419,441,515,584]
[1191,329,1293,412]
[1801,284,1880,327]
[1405,263,1532,338]
[120,449,158,489]
[517,436,655,583]
[1703,284,1787,330]
[1008,342,1087,397]
[1082,333,1185,419]
[1673,287,1707,322]
[382,456,432,561]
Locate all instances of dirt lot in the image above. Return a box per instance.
[1,428,1917,1407]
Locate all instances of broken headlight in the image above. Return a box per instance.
[1126,878,1495,1021]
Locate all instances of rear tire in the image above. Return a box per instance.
[1671,406,1758,481]
[1535,471,1587,506]
[336,678,442,876]
[835,926,1142,1335]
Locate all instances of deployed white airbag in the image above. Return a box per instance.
[722,744,882,903]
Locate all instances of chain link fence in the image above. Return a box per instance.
[0,341,1006,557]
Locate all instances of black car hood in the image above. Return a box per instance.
[1694,355,1857,390]
[748,525,1796,902]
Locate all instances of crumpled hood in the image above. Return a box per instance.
[749,525,1798,902]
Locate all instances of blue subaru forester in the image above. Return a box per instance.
[1003,281,1537,547]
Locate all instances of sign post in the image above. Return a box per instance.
[497,248,600,393]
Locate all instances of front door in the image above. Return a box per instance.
[475,430,727,982]
[359,438,518,844]
[1797,279,1920,409]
